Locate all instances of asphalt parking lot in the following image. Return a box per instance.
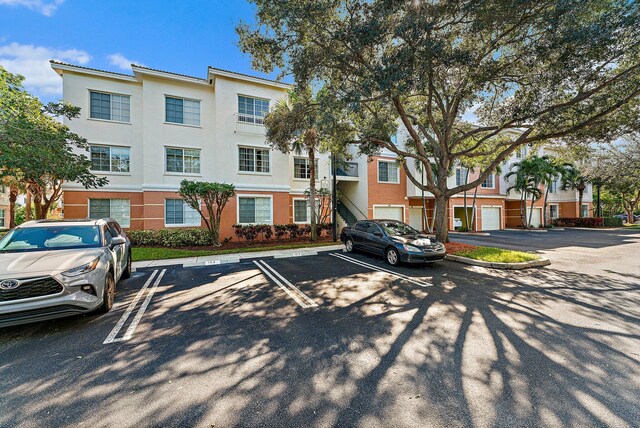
[1,228,639,427]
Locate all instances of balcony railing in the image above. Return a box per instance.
[336,162,359,177]
[235,113,266,135]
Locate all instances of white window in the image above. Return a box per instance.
[165,147,201,174]
[89,199,130,228]
[293,199,321,223]
[549,180,558,193]
[378,160,399,183]
[481,174,495,189]
[549,204,559,219]
[581,204,589,217]
[90,91,130,122]
[238,95,269,124]
[293,157,319,179]
[165,199,200,226]
[238,196,272,224]
[0,209,5,228]
[455,167,468,186]
[515,146,526,158]
[165,96,201,126]
[239,147,270,173]
[90,145,130,173]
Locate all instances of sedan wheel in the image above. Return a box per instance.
[345,238,354,252]
[386,248,400,266]
[98,272,115,314]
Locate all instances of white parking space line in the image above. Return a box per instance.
[330,253,432,287]
[252,260,318,308]
[119,269,167,342]
[104,269,158,344]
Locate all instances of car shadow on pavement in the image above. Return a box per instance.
[1,263,639,427]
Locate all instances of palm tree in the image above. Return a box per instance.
[537,156,564,227]
[561,165,589,218]
[505,156,545,228]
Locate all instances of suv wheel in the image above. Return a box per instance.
[121,250,132,279]
[98,272,115,313]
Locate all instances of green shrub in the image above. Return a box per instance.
[552,217,604,228]
[127,228,212,247]
[603,217,624,227]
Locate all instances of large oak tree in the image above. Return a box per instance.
[238,0,640,241]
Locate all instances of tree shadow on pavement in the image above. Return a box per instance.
[0,263,639,427]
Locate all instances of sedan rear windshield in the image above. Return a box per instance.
[0,226,102,253]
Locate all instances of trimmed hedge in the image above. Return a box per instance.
[127,228,212,247]
[127,223,334,247]
[604,217,624,227]
[552,217,604,228]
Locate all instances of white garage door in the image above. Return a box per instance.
[526,208,542,228]
[408,207,423,230]
[481,207,501,231]
[373,206,404,222]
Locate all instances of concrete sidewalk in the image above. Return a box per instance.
[132,244,344,269]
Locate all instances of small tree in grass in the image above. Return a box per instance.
[179,180,235,246]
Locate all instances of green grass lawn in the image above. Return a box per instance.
[452,246,540,263]
[132,241,339,262]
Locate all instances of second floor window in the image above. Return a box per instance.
[481,174,495,189]
[166,147,200,174]
[90,91,130,122]
[378,160,399,183]
[239,147,270,173]
[455,167,468,186]
[166,96,201,126]
[294,157,319,179]
[238,95,269,124]
[90,145,130,173]
[549,180,558,193]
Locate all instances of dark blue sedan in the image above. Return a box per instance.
[340,219,446,266]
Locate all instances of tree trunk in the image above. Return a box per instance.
[421,171,427,232]
[463,168,469,230]
[578,190,584,218]
[520,190,526,228]
[543,185,550,227]
[434,193,449,242]
[528,193,536,228]
[25,190,31,222]
[308,139,317,242]
[470,186,479,231]
[8,185,18,229]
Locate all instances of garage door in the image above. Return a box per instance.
[408,207,423,230]
[526,208,542,228]
[373,206,404,222]
[481,207,501,231]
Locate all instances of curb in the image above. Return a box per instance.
[445,254,551,270]
[449,231,491,236]
[504,228,548,233]
[133,244,344,269]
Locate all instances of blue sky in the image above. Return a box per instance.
[0,0,288,103]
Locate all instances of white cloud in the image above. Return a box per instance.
[0,42,90,97]
[107,53,144,70]
[0,0,65,16]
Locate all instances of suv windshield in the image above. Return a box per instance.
[379,221,419,236]
[0,226,102,253]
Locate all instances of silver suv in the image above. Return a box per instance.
[0,218,131,327]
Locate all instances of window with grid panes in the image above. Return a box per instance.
[238,96,269,124]
[90,145,130,173]
[166,96,200,126]
[238,197,272,224]
[239,147,270,173]
[90,91,130,122]
[165,147,200,174]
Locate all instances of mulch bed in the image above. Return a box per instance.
[444,242,478,254]
[138,236,336,251]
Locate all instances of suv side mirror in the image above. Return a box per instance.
[109,236,126,249]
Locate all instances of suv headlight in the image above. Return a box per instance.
[403,244,421,252]
[61,257,100,277]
